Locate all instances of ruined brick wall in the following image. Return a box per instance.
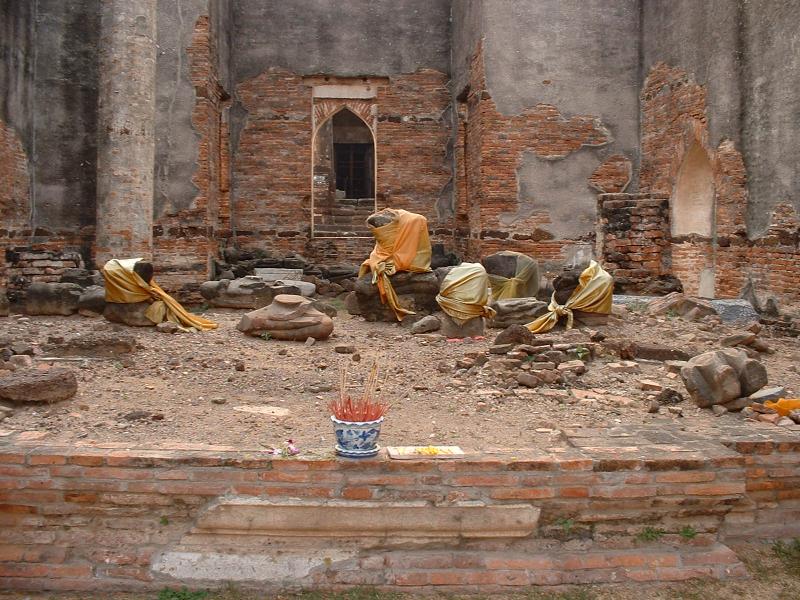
[0,120,31,287]
[232,69,453,265]
[3,249,83,298]
[153,15,226,297]
[640,63,800,307]
[458,42,629,268]
[8,430,800,590]
[597,194,671,293]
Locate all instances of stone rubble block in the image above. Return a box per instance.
[237,294,333,341]
[0,367,78,403]
[200,277,301,309]
[24,282,83,316]
[680,348,768,408]
[487,298,548,329]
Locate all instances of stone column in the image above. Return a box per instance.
[95,0,157,266]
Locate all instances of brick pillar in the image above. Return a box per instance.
[95,0,157,265]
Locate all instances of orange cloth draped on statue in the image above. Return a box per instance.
[358,209,432,321]
[102,258,217,332]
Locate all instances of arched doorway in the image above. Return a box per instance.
[670,141,716,297]
[312,108,376,237]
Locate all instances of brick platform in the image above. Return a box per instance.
[1,421,798,592]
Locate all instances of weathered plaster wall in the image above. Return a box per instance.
[29,0,100,234]
[153,0,231,295]
[155,0,207,217]
[1,0,98,276]
[641,0,800,306]
[740,0,800,237]
[0,0,33,243]
[449,0,483,97]
[642,0,800,238]
[0,0,34,156]
[642,0,742,149]
[485,0,639,239]
[231,0,450,83]
[450,0,640,263]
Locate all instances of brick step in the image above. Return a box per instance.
[314,220,372,229]
[314,229,373,238]
[337,198,374,207]
[318,209,374,219]
[317,217,369,226]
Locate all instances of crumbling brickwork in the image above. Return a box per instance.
[232,69,453,261]
[457,42,626,266]
[597,194,671,293]
[153,14,227,297]
[3,248,83,296]
[640,62,800,307]
[0,119,31,287]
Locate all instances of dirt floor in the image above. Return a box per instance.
[0,542,798,599]
[0,301,799,453]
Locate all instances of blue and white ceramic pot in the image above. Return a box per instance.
[331,415,383,458]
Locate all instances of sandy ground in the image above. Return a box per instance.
[0,302,798,453]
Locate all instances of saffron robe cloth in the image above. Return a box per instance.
[526,261,613,334]
[102,258,217,331]
[436,262,497,324]
[359,209,432,321]
[486,251,539,300]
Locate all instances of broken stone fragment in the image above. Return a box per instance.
[25,282,83,316]
[680,348,768,408]
[489,343,514,355]
[654,388,684,405]
[410,315,441,334]
[440,313,485,339]
[748,386,786,403]
[44,332,137,357]
[8,355,33,369]
[557,360,586,375]
[0,368,78,403]
[487,298,548,328]
[646,293,717,319]
[200,277,300,309]
[607,361,640,373]
[631,343,691,362]
[77,286,106,317]
[103,302,155,327]
[494,324,536,347]
[517,373,541,388]
[639,379,663,392]
[237,294,333,341]
[156,322,179,334]
[721,331,757,347]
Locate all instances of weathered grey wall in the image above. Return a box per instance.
[154,0,207,217]
[449,0,483,96]
[642,0,800,237]
[231,0,451,82]
[0,1,100,233]
[211,0,232,92]
[642,0,742,149]
[0,0,34,155]
[481,0,641,240]
[741,0,800,236]
[32,0,100,232]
